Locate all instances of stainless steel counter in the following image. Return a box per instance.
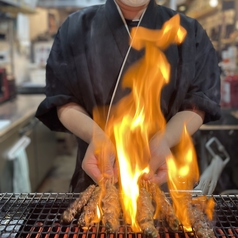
[0,94,57,193]
[0,94,45,138]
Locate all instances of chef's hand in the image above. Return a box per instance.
[82,132,117,184]
[143,133,170,185]
[57,102,117,183]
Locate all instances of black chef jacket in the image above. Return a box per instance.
[35,0,221,192]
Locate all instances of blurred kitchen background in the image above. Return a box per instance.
[0,0,238,194]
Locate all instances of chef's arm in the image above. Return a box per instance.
[164,109,205,148]
[57,102,115,183]
[57,102,105,143]
[146,109,204,184]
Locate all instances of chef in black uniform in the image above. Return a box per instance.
[35,0,221,192]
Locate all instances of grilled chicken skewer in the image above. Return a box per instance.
[61,181,215,238]
[147,182,180,231]
[136,184,158,238]
[101,180,121,232]
[61,184,96,223]
[78,186,101,228]
[187,198,215,238]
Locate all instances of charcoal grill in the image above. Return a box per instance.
[0,193,238,238]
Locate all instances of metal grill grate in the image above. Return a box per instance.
[0,193,238,238]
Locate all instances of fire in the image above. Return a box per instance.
[96,205,101,222]
[167,126,199,231]
[103,14,186,231]
[192,195,215,221]
[93,15,187,231]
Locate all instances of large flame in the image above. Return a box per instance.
[93,14,187,231]
[167,126,199,231]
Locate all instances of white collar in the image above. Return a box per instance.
[113,0,146,38]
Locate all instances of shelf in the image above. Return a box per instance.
[37,0,105,8]
[187,6,219,19]
[0,5,36,15]
[0,15,14,75]
[0,0,19,7]
[0,0,37,15]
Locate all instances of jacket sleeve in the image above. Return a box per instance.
[35,18,83,132]
[180,21,221,123]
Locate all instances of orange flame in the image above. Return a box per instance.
[93,14,187,231]
[95,205,101,223]
[167,126,199,231]
[206,197,215,220]
[192,195,215,221]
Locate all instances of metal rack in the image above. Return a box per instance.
[0,193,238,237]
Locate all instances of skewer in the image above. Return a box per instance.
[187,198,215,238]
[59,183,218,238]
[101,180,121,232]
[78,186,101,227]
[61,184,96,223]
[146,182,179,231]
[136,185,158,238]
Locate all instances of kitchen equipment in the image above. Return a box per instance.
[5,136,32,193]
[0,50,9,65]
[0,120,10,131]
[0,67,16,104]
[0,193,238,237]
[206,137,230,163]
[194,137,230,195]
[0,68,9,103]
[222,74,238,108]
[33,41,53,66]
[6,136,31,160]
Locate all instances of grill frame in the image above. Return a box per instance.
[0,193,238,238]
